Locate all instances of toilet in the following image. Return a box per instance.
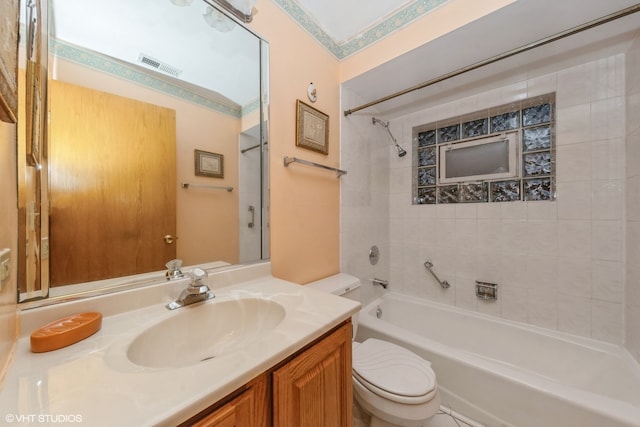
[308,274,441,427]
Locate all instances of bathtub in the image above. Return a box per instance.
[356,292,640,427]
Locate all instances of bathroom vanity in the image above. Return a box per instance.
[184,321,352,426]
[0,262,359,426]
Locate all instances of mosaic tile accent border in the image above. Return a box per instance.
[51,40,256,118]
[413,94,556,205]
[273,0,449,60]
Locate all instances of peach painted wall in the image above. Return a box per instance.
[0,120,18,383]
[250,0,342,284]
[174,104,240,266]
[340,0,515,82]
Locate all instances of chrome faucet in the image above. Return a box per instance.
[166,267,214,310]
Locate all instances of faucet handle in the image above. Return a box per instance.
[165,259,185,280]
[189,267,208,285]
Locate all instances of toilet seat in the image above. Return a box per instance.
[352,338,437,405]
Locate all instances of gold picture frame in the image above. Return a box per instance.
[296,99,329,155]
[195,149,224,178]
[0,0,20,123]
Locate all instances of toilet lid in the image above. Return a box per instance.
[353,339,437,401]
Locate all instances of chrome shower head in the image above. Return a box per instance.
[372,117,407,158]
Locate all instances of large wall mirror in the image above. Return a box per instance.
[17,0,269,302]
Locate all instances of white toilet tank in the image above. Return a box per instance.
[307,273,361,339]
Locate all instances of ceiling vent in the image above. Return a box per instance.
[137,54,183,77]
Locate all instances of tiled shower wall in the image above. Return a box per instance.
[341,90,392,306]
[342,47,633,348]
[626,35,640,362]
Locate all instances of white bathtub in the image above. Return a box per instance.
[356,292,640,427]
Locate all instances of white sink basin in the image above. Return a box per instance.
[127,297,286,368]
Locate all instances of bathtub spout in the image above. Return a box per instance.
[370,278,388,289]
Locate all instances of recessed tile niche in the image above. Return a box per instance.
[413,94,556,204]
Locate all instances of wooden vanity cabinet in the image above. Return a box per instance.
[272,322,352,427]
[181,320,352,427]
[190,375,270,427]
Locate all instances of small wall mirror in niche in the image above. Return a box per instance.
[17,0,270,303]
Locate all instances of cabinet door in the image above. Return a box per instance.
[273,322,352,427]
[191,375,270,427]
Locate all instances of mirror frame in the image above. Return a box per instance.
[17,0,270,304]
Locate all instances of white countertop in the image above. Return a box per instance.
[0,263,360,426]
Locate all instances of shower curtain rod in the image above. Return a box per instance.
[343,4,640,117]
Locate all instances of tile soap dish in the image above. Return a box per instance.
[30,312,102,353]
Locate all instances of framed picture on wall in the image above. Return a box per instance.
[296,99,329,155]
[195,149,224,178]
[0,0,20,123]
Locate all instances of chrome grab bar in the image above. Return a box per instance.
[424,260,450,289]
[283,156,347,177]
[181,182,233,192]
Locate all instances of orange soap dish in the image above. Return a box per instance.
[30,312,103,353]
